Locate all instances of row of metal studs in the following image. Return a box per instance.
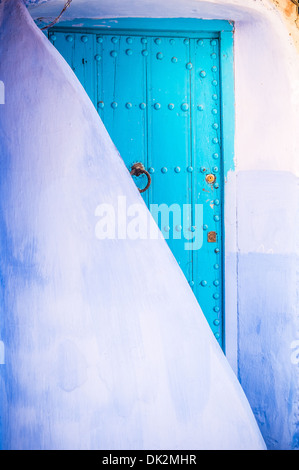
[144,166,219,174]
[50,35,217,45]
[98,102,219,111]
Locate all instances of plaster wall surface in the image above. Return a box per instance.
[18,0,299,450]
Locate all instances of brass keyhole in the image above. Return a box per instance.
[205,174,216,184]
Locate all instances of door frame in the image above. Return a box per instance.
[49,18,237,369]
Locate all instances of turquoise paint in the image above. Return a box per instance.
[49,19,235,348]
[219,30,235,352]
[219,31,235,174]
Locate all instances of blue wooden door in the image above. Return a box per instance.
[50,21,228,348]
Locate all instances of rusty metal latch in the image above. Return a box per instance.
[130,162,152,193]
[208,231,217,243]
